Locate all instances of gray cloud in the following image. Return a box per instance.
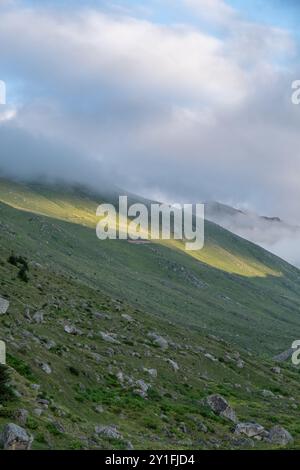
[0,1,300,224]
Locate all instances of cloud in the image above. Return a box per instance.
[0,1,299,223]
[183,0,237,26]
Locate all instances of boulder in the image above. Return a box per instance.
[261,389,275,398]
[235,422,265,438]
[95,425,122,440]
[32,311,44,324]
[121,314,134,322]
[0,297,9,315]
[0,423,33,450]
[206,394,238,423]
[268,426,293,446]
[204,353,218,362]
[99,332,120,344]
[64,324,82,335]
[166,359,179,371]
[40,362,52,374]
[148,332,168,350]
[143,368,157,378]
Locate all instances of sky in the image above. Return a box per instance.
[0,0,300,221]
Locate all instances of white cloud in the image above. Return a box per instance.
[0,1,299,222]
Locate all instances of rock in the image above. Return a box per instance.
[166,359,179,371]
[99,332,120,344]
[179,422,187,433]
[0,423,33,450]
[52,421,65,434]
[95,425,123,440]
[95,405,104,413]
[0,297,9,315]
[136,379,149,393]
[116,371,124,384]
[206,394,238,423]
[204,353,218,362]
[271,366,281,375]
[64,324,82,335]
[261,389,275,398]
[237,359,245,369]
[197,422,208,433]
[94,311,112,320]
[33,408,43,417]
[37,398,49,408]
[15,409,29,426]
[30,383,41,391]
[148,332,168,350]
[24,308,32,321]
[33,311,44,324]
[273,349,293,362]
[134,379,150,398]
[44,340,56,350]
[121,314,134,322]
[231,437,255,448]
[90,352,103,363]
[268,426,293,446]
[40,362,52,374]
[143,368,157,378]
[235,422,265,438]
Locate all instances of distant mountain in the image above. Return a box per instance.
[205,201,300,267]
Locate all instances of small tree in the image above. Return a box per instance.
[8,252,30,282]
[18,265,29,283]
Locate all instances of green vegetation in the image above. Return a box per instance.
[0,177,299,450]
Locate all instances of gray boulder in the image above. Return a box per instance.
[206,394,238,423]
[143,368,157,378]
[166,359,179,371]
[235,422,265,438]
[268,426,293,446]
[135,379,150,398]
[64,324,82,335]
[99,332,120,344]
[33,311,44,324]
[95,425,122,440]
[40,362,52,374]
[0,423,33,450]
[0,297,9,315]
[148,332,168,350]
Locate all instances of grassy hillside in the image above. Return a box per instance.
[0,177,300,450]
[0,178,299,354]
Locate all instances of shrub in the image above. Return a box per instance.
[18,266,29,283]
[0,364,14,403]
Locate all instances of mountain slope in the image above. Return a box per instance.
[1,178,300,450]
[1,178,300,354]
